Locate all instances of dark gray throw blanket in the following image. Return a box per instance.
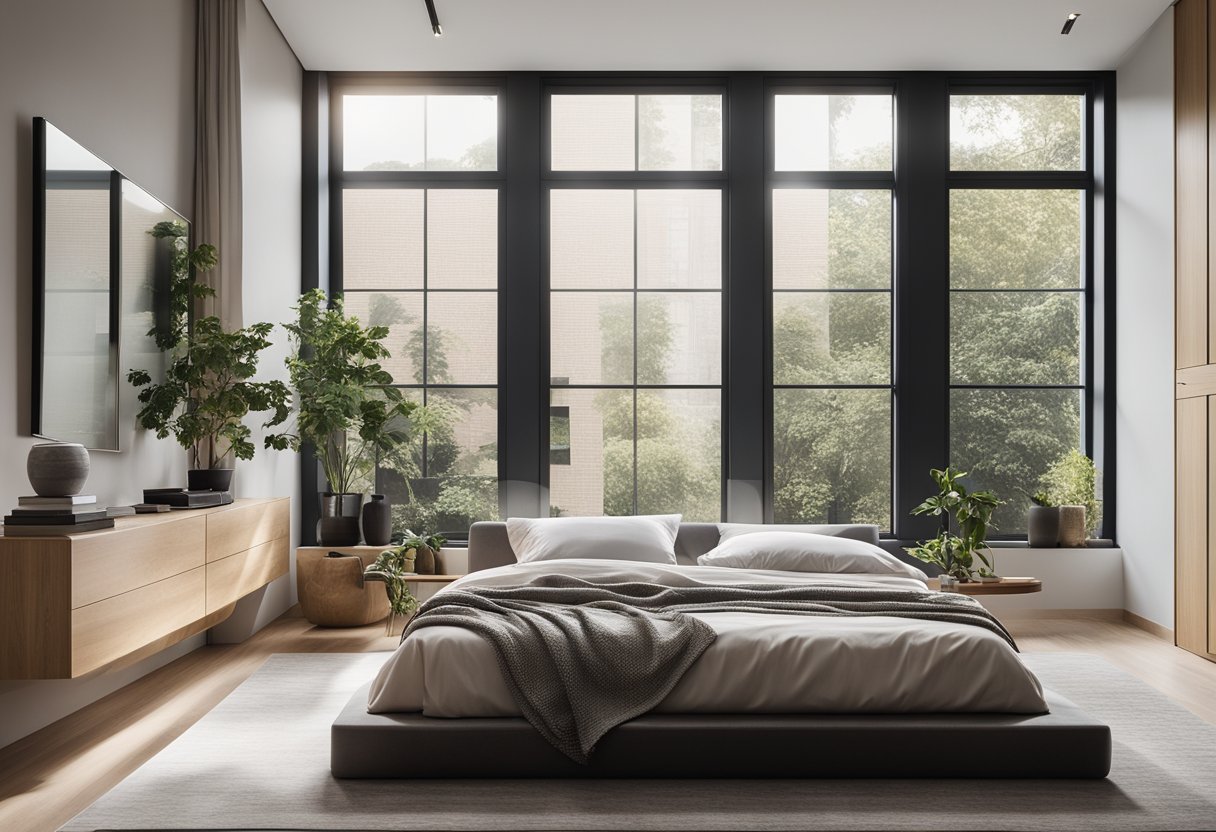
[399,576,1018,763]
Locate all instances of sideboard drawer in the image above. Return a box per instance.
[71,566,206,676]
[206,538,289,614]
[72,515,206,608]
[206,499,289,562]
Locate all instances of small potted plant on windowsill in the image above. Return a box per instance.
[905,466,1001,582]
[364,530,446,635]
[1026,490,1060,548]
[128,224,289,492]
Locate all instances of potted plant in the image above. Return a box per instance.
[364,530,445,635]
[905,467,1001,582]
[265,289,417,545]
[1025,491,1060,548]
[128,224,289,492]
[1041,449,1101,547]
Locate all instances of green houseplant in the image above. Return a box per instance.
[127,223,289,492]
[1040,449,1101,540]
[364,530,446,635]
[265,289,417,545]
[905,467,1001,581]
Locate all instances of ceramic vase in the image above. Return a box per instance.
[1058,505,1087,547]
[361,494,392,546]
[27,442,90,496]
[1026,506,1060,547]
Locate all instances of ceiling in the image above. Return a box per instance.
[263,0,1173,73]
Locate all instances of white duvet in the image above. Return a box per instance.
[367,559,1048,716]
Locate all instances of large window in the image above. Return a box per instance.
[947,92,1088,533]
[771,92,895,529]
[547,93,724,519]
[337,91,502,538]
[321,75,1111,542]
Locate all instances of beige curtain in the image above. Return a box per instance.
[194,0,245,328]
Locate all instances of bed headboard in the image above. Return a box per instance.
[466,521,882,573]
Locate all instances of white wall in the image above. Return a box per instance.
[209,0,304,640]
[1116,7,1174,630]
[0,0,198,748]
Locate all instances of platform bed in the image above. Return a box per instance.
[333,521,1112,780]
[332,684,1111,779]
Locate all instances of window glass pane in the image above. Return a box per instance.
[950,189,1082,289]
[426,291,497,385]
[427,189,498,289]
[342,291,424,385]
[343,95,424,171]
[951,292,1081,385]
[637,190,721,289]
[773,388,891,528]
[950,94,1084,171]
[635,389,721,520]
[774,293,890,385]
[394,388,499,535]
[638,95,723,171]
[950,388,1082,533]
[550,189,634,289]
[549,388,633,516]
[342,189,424,290]
[550,292,634,385]
[551,95,635,171]
[774,94,893,171]
[425,95,497,171]
[773,189,891,290]
[636,293,721,385]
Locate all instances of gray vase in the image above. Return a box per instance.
[27,442,90,496]
[361,494,392,547]
[1026,506,1060,548]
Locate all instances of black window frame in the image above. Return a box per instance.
[303,70,1116,547]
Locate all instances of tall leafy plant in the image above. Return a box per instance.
[905,467,1001,581]
[265,289,416,494]
[127,222,289,469]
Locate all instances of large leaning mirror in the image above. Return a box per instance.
[32,118,184,451]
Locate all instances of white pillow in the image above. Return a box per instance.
[717,522,880,544]
[698,531,927,582]
[506,515,682,565]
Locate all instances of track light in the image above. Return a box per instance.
[423,0,442,36]
[1061,12,1080,35]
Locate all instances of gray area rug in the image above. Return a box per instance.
[62,652,1216,831]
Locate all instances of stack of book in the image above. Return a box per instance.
[3,494,116,536]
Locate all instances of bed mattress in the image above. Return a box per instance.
[367,559,1048,717]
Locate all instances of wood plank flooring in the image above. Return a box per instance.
[0,611,1213,832]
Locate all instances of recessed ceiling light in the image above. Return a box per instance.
[423,0,442,36]
[1061,12,1080,35]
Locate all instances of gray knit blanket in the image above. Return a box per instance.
[400,575,1018,763]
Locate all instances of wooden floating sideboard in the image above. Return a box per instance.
[0,497,289,679]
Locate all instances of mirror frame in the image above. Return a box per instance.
[31,117,189,452]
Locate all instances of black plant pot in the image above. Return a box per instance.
[188,468,234,493]
[362,494,392,547]
[1027,505,1060,548]
[318,492,364,546]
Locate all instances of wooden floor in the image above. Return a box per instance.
[2,611,1214,832]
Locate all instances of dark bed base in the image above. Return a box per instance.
[331,685,1111,779]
